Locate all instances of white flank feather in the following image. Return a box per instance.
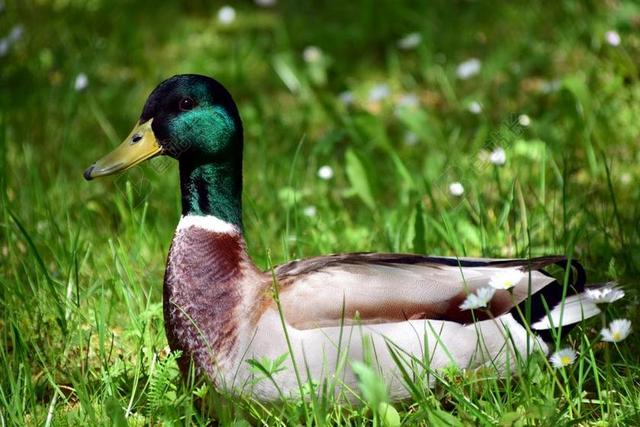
[235,310,548,402]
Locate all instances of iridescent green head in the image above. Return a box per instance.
[139,74,243,162]
[84,75,245,226]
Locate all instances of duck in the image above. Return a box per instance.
[84,74,606,402]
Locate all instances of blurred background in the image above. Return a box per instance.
[1,0,640,423]
[3,0,640,262]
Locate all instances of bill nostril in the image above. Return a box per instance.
[131,134,142,144]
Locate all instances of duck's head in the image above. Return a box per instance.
[83,74,242,180]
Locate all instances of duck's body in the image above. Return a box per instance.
[163,214,579,401]
[85,74,605,402]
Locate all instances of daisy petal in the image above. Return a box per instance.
[601,319,632,342]
[488,269,524,290]
[459,287,495,310]
[549,348,577,368]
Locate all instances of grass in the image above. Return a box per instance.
[1,0,640,425]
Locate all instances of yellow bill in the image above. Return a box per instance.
[83,119,162,180]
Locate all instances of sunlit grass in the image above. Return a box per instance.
[2,0,640,425]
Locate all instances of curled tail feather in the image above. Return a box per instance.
[508,257,602,341]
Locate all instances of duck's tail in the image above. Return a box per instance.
[505,257,614,341]
[529,292,601,330]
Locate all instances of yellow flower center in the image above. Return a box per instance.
[613,331,621,341]
[560,356,571,366]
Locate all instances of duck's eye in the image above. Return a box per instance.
[179,97,195,111]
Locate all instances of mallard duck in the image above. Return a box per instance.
[84,74,606,402]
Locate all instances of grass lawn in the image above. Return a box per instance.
[2,0,640,425]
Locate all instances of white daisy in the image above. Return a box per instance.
[217,6,236,25]
[620,173,632,185]
[397,93,419,108]
[338,91,354,105]
[397,32,422,50]
[489,147,506,166]
[449,182,464,197]
[518,114,531,127]
[403,131,419,146]
[456,58,481,79]
[459,287,496,310]
[317,165,334,180]
[540,79,561,94]
[467,101,482,114]
[302,46,322,64]
[368,84,390,102]
[488,269,524,290]
[605,30,621,47]
[549,348,577,368]
[255,0,276,6]
[74,73,89,91]
[601,319,632,342]
[0,38,9,57]
[303,206,317,217]
[8,25,24,43]
[586,287,625,304]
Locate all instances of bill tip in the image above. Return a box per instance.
[83,165,95,181]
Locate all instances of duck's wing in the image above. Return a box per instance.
[272,254,585,329]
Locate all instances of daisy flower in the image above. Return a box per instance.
[403,131,419,146]
[605,30,621,47]
[459,287,496,310]
[601,319,632,342]
[449,182,464,197]
[489,147,506,166]
[488,269,524,290]
[518,114,531,127]
[368,84,390,102]
[0,38,8,57]
[397,32,422,50]
[338,91,354,106]
[397,93,419,108]
[586,287,625,304]
[549,348,577,368]
[456,58,481,79]
[302,46,323,64]
[467,101,482,114]
[303,206,317,217]
[621,173,631,185]
[317,165,334,180]
[540,79,561,94]
[74,73,89,91]
[255,0,276,6]
[8,25,24,43]
[217,6,236,25]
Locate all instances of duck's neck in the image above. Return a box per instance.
[179,160,243,229]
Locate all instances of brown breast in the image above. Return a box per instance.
[163,226,244,377]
